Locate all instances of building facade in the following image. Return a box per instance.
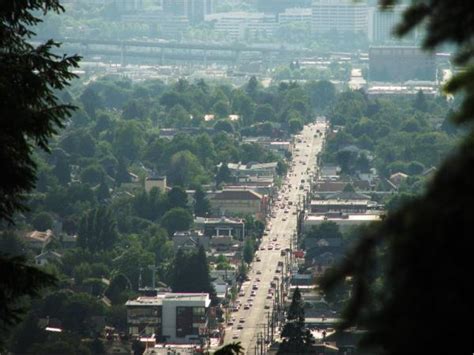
[369,46,436,81]
[205,12,277,41]
[209,189,266,219]
[194,216,246,239]
[126,293,211,344]
[311,0,368,35]
[368,5,415,44]
[163,0,213,24]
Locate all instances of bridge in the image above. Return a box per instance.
[35,37,339,65]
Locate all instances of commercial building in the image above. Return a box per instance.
[209,189,266,219]
[303,191,383,232]
[368,5,409,43]
[194,216,245,239]
[278,7,312,26]
[126,293,211,344]
[222,161,279,178]
[257,0,311,14]
[311,0,368,35]
[303,213,382,232]
[369,46,436,81]
[163,0,214,24]
[114,0,143,12]
[205,12,277,41]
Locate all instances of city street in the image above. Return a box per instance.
[221,118,327,354]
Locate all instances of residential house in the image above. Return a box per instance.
[23,230,53,253]
[145,175,167,193]
[60,234,77,249]
[389,171,408,187]
[35,250,62,266]
[172,230,210,251]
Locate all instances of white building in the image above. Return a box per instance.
[205,12,277,41]
[311,0,368,35]
[126,293,211,344]
[278,7,312,26]
[368,5,411,43]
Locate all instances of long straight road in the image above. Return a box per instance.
[221,119,327,354]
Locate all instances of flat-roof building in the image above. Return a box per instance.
[126,293,211,344]
[311,0,368,35]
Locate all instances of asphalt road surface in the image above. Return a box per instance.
[220,118,327,354]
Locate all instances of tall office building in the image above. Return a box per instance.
[257,0,311,14]
[311,0,368,35]
[163,0,214,24]
[369,5,408,43]
[114,0,144,12]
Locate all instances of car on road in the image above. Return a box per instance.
[237,324,243,330]
[227,320,234,326]
[233,333,240,339]
[256,257,261,262]
[257,270,262,274]
[239,318,245,323]
[265,304,271,309]
[243,304,250,310]
[267,294,273,299]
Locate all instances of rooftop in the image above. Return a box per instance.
[126,293,211,307]
[213,189,262,201]
[305,214,382,222]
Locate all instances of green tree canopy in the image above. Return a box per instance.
[78,206,118,252]
[0,0,80,348]
[160,208,193,236]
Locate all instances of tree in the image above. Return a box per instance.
[216,163,232,186]
[413,89,428,112]
[0,1,79,348]
[0,1,80,223]
[278,287,314,354]
[52,154,71,185]
[166,186,188,210]
[194,186,211,217]
[321,1,474,354]
[96,179,110,202]
[80,86,103,119]
[80,165,105,185]
[171,246,215,298]
[212,100,230,118]
[32,212,54,231]
[288,117,303,134]
[214,342,244,355]
[243,238,254,264]
[214,120,234,133]
[253,104,276,122]
[160,208,193,236]
[167,150,205,187]
[305,80,336,110]
[78,206,118,252]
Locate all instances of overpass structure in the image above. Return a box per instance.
[36,37,336,65]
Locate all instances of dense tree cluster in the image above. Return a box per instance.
[323,89,457,195]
